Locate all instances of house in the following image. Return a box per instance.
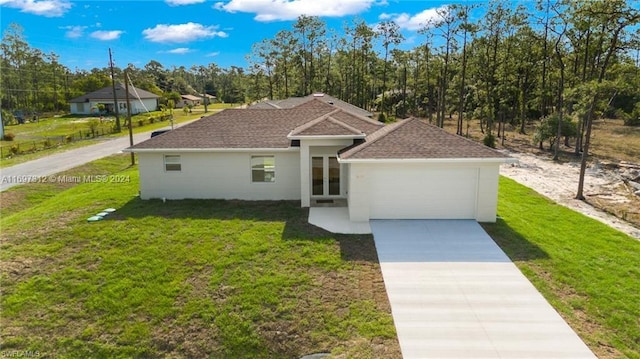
[69,84,160,115]
[249,93,373,118]
[200,93,217,104]
[126,100,512,222]
[176,94,201,108]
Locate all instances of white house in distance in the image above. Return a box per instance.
[176,94,201,108]
[69,84,160,115]
[126,99,513,222]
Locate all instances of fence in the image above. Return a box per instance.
[0,127,114,159]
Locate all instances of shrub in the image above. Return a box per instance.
[138,119,145,127]
[624,103,640,126]
[3,133,16,141]
[483,133,496,148]
[65,135,73,143]
[43,139,53,148]
[10,145,19,155]
[377,112,386,123]
[87,119,101,137]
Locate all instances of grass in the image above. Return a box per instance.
[0,154,400,358]
[482,177,640,359]
[0,103,240,168]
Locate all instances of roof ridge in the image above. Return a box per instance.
[326,116,364,135]
[289,108,341,135]
[340,117,416,158]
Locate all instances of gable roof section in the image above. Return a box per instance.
[248,93,373,117]
[339,117,510,160]
[130,106,333,150]
[289,110,364,137]
[70,84,160,103]
[129,99,382,151]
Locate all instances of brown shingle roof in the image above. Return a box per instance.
[290,112,365,136]
[69,83,160,103]
[129,100,376,150]
[340,118,510,160]
[248,93,373,117]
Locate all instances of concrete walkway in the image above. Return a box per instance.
[371,219,595,359]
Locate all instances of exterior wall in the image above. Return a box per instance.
[70,103,88,115]
[70,99,158,115]
[347,162,501,222]
[137,151,301,200]
[299,139,354,207]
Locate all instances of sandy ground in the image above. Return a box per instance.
[500,151,640,240]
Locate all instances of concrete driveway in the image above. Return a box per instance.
[371,219,595,359]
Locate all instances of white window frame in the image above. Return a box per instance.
[251,156,275,183]
[164,155,181,172]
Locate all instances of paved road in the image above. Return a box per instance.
[371,219,595,359]
[0,120,197,192]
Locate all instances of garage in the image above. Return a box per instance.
[367,164,478,219]
[338,118,513,223]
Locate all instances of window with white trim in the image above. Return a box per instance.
[164,155,181,171]
[251,156,275,182]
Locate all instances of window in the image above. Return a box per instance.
[164,155,181,171]
[251,156,275,182]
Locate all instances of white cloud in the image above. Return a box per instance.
[61,25,87,39]
[166,0,205,5]
[206,51,220,57]
[166,47,193,54]
[214,0,375,22]
[90,30,124,41]
[380,6,448,31]
[143,22,228,43]
[0,0,72,17]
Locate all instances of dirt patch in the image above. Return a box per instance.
[500,151,640,239]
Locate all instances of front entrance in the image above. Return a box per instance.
[312,156,340,197]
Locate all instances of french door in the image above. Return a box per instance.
[312,156,340,197]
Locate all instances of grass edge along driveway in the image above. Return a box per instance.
[483,177,640,359]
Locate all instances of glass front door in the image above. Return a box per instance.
[311,156,340,197]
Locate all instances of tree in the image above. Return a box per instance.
[376,20,403,118]
[575,0,640,200]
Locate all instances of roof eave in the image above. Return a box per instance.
[125,147,300,153]
[338,157,516,164]
[287,134,365,140]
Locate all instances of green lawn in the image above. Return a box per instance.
[2,157,639,358]
[0,154,400,358]
[482,177,640,359]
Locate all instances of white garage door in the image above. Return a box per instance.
[368,165,478,219]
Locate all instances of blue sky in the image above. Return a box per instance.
[2,0,500,72]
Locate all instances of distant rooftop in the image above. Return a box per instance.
[248,93,373,118]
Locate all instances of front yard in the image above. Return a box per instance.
[1,155,639,358]
[0,154,400,358]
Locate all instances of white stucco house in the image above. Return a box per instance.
[126,99,513,222]
[69,84,160,115]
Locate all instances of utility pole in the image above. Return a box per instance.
[109,48,121,132]
[124,69,135,166]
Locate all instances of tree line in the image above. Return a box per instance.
[2,0,639,140]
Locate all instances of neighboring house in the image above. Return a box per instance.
[69,84,160,115]
[176,95,201,108]
[200,93,217,104]
[126,100,512,222]
[249,93,373,118]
